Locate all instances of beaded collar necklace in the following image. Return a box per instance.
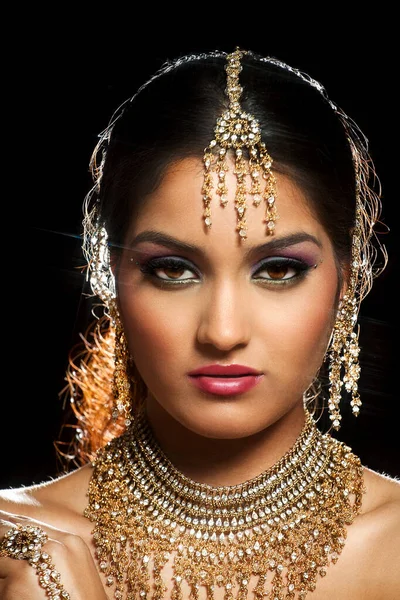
[85,409,364,599]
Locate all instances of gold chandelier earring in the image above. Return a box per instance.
[109,299,135,427]
[327,206,363,430]
[83,221,147,426]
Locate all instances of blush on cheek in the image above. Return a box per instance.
[273,294,336,381]
[297,316,333,367]
[121,297,180,362]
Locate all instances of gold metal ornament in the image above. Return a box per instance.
[202,48,278,241]
[85,407,364,600]
[0,525,71,599]
[109,300,134,427]
[328,187,363,430]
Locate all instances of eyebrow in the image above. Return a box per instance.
[128,230,323,260]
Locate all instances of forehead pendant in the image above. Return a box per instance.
[202,48,278,241]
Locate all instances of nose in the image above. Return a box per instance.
[196,279,251,351]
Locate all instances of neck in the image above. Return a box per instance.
[144,399,307,487]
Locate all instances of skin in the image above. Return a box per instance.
[0,158,399,599]
[117,159,338,483]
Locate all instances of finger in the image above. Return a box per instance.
[0,518,16,532]
[0,516,104,598]
[0,522,70,599]
[0,557,47,599]
[0,512,75,539]
[0,510,30,522]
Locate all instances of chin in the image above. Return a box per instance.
[173,405,270,440]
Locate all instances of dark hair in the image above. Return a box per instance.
[91,50,370,277]
[59,49,384,467]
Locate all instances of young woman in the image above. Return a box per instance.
[1,48,399,599]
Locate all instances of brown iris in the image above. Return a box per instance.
[162,267,185,279]
[266,265,290,280]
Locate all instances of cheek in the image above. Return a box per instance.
[281,300,333,355]
[118,285,191,375]
[263,273,337,377]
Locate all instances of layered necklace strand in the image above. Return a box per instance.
[85,409,364,599]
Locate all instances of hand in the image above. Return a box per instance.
[0,510,109,600]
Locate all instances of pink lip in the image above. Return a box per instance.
[188,364,262,376]
[188,364,263,396]
[188,374,263,396]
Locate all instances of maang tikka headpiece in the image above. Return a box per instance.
[202,48,278,241]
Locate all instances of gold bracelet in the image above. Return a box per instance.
[0,524,71,599]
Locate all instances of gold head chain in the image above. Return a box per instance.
[202,48,278,241]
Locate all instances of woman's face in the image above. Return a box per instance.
[116,157,340,439]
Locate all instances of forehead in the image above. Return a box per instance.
[128,156,329,256]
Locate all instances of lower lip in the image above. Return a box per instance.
[188,374,263,396]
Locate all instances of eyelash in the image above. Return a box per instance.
[137,256,314,288]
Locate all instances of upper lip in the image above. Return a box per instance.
[188,364,263,376]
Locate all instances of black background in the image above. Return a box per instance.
[3,18,399,487]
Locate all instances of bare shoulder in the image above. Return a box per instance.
[362,465,400,514]
[359,466,400,543]
[355,466,400,594]
[0,463,94,533]
[362,465,400,536]
[300,466,400,599]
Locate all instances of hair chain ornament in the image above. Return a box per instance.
[202,48,278,241]
[0,524,71,599]
[82,213,116,304]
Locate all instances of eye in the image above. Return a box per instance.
[138,257,199,285]
[137,255,314,288]
[253,257,311,284]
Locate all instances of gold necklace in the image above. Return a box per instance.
[85,409,364,599]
